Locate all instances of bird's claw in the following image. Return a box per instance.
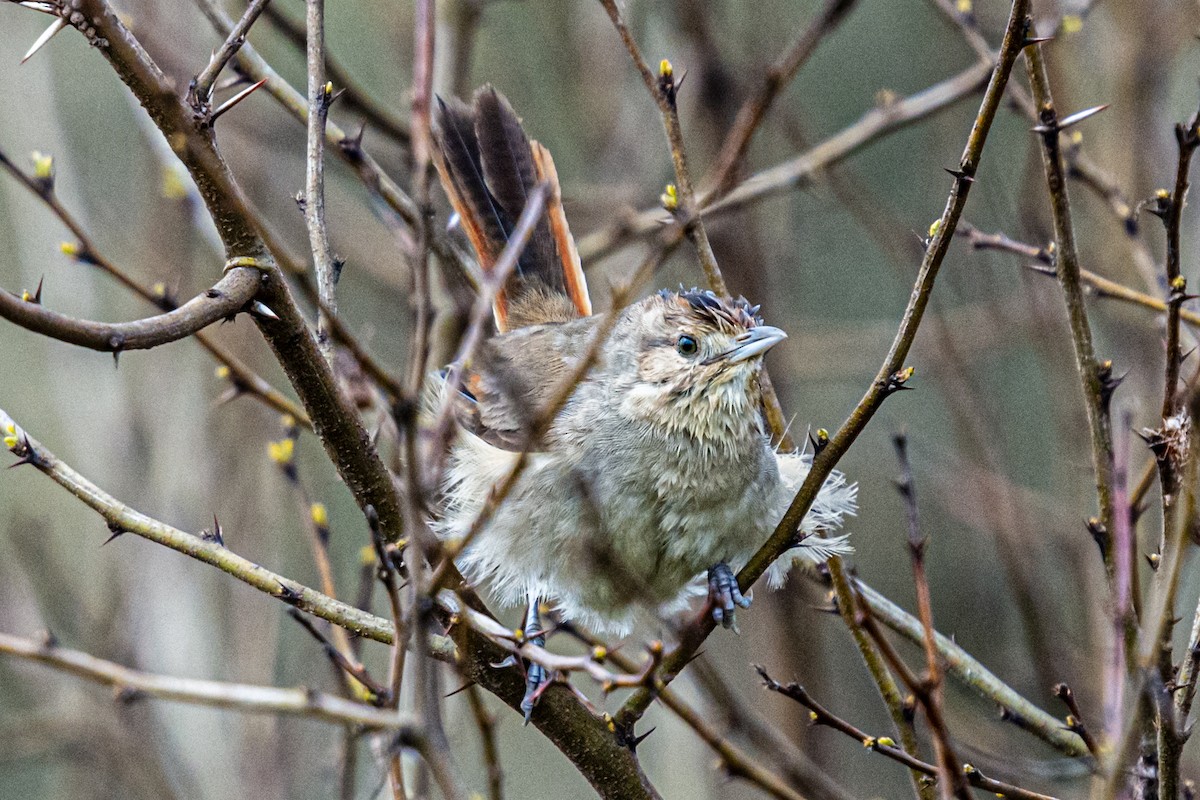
[708,562,750,631]
[521,661,550,723]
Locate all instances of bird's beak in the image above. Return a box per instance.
[712,326,788,364]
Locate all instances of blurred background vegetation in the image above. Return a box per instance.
[3,0,1200,797]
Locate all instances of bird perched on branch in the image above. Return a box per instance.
[429,86,855,718]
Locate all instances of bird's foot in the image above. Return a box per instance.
[519,596,551,724]
[708,562,750,631]
[521,659,550,724]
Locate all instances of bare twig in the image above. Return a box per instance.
[960,222,1200,328]
[260,2,412,146]
[596,0,796,446]
[0,406,427,649]
[756,666,1062,800]
[0,406,660,798]
[595,2,723,292]
[821,560,931,799]
[892,433,969,800]
[396,3,443,795]
[704,0,859,200]
[303,0,337,363]
[194,0,471,284]
[287,608,389,700]
[190,0,272,104]
[423,183,550,488]
[844,575,1091,758]
[684,656,858,800]
[1100,417,1137,797]
[72,0,408,541]
[558,620,854,800]
[1053,683,1102,759]
[465,684,504,800]
[0,631,421,730]
[578,60,992,266]
[1148,99,1200,800]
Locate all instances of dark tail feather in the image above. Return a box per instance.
[434,86,591,331]
[472,86,560,290]
[433,96,507,268]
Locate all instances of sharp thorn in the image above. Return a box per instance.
[1059,104,1110,131]
[1024,35,1055,45]
[21,17,67,64]
[630,727,657,749]
[210,77,268,122]
[249,300,279,320]
[17,1,58,13]
[443,681,475,699]
[32,275,44,304]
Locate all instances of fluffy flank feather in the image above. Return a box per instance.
[765,450,858,589]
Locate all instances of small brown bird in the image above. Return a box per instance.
[429,87,855,716]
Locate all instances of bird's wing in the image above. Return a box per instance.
[452,314,604,452]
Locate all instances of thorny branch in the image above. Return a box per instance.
[959,222,1200,329]
[1024,40,1120,592]
[0,261,262,353]
[190,0,272,104]
[1145,97,1200,800]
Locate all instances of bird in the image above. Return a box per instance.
[428,85,856,718]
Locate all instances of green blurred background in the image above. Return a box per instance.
[3,0,1200,797]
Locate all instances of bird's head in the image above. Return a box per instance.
[616,289,786,442]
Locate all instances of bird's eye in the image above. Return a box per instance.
[676,335,699,357]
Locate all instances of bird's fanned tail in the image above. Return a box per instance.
[433,85,591,332]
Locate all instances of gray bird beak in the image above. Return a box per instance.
[715,326,788,364]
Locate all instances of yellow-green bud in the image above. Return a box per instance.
[32,151,53,181]
[267,438,295,465]
[661,183,678,212]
